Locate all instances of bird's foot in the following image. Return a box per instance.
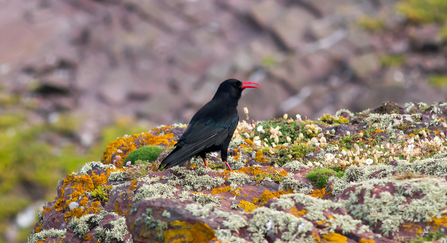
[224,161,232,171]
[202,157,209,167]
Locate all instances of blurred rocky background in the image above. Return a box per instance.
[0,0,446,242]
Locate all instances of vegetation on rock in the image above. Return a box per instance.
[28,101,447,243]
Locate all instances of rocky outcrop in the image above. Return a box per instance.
[29,101,447,242]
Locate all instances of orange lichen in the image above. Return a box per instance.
[164,220,215,242]
[322,232,347,242]
[231,188,243,196]
[253,190,293,205]
[101,130,177,166]
[430,215,447,230]
[311,188,326,198]
[211,186,232,194]
[84,235,92,241]
[245,138,255,147]
[402,223,423,233]
[233,148,240,161]
[289,207,307,218]
[129,179,138,191]
[46,167,119,221]
[115,202,122,214]
[359,239,375,243]
[238,200,258,213]
[222,165,270,177]
[254,150,268,163]
[35,222,42,233]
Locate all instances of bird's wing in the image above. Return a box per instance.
[159,104,238,169]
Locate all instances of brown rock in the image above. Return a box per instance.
[349,53,381,79]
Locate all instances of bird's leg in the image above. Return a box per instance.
[202,157,209,167]
[224,161,232,171]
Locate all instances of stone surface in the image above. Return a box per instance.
[30,102,447,242]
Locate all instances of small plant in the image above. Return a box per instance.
[379,55,406,67]
[306,168,337,188]
[124,146,165,165]
[91,185,112,205]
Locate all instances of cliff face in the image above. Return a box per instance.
[29,101,447,243]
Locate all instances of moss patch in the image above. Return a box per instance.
[124,146,165,165]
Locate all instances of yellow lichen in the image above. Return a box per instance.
[164,220,215,242]
[238,200,258,213]
[322,232,347,242]
[289,207,307,218]
[359,239,375,243]
[253,190,293,205]
[211,186,232,194]
[101,130,177,167]
[311,188,326,198]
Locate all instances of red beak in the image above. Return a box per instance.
[241,81,260,89]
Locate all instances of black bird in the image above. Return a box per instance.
[159,79,260,171]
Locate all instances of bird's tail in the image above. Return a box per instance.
[158,146,194,170]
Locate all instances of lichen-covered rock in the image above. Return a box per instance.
[29,101,447,242]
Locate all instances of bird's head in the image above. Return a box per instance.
[212,79,260,103]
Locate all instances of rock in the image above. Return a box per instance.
[30,101,447,242]
[349,53,381,79]
[406,24,444,52]
[271,8,315,50]
[249,0,283,29]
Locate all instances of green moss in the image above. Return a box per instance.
[428,75,447,87]
[48,114,81,135]
[0,113,25,128]
[262,56,277,67]
[335,171,345,179]
[319,114,349,125]
[124,146,165,165]
[358,16,385,31]
[379,55,406,67]
[306,168,337,188]
[396,0,447,24]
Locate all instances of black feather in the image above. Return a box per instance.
[159,79,246,170]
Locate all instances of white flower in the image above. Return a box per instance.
[365,159,373,165]
[296,114,302,121]
[254,140,261,146]
[325,153,335,161]
[266,220,273,231]
[297,223,304,232]
[257,125,264,132]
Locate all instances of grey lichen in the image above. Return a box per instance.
[94,216,133,243]
[335,177,447,237]
[28,229,66,243]
[335,109,354,118]
[133,183,177,202]
[76,162,116,176]
[247,207,314,243]
[279,174,313,194]
[168,166,225,191]
[108,171,128,182]
[185,203,214,218]
[227,155,246,170]
[227,172,251,188]
[192,192,221,206]
[161,210,171,218]
[222,214,248,232]
[68,214,103,238]
[177,190,192,202]
[282,160,305,172]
